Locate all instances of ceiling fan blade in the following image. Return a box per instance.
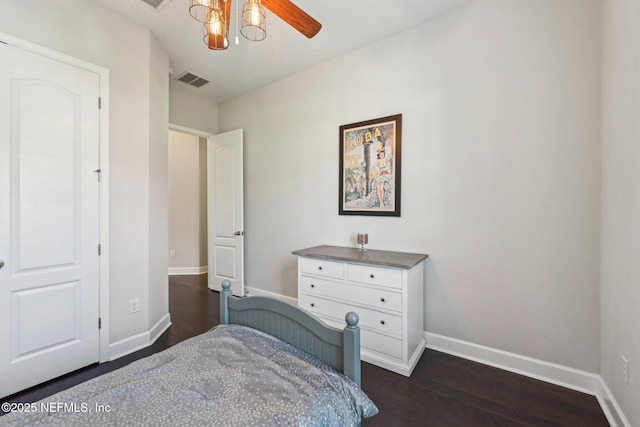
[260,0,322,39]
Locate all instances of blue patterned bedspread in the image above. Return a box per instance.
[1,324,378,426]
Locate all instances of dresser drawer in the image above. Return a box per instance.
[300,276,402,313]
[361,328,402,359]
[299,293,402,336]
[347,263,402,289]
[300,257,344,279]
[313,314,402,359]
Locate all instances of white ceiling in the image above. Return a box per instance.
[95,0,470,102]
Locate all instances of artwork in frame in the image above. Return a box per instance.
[339,114,402,216]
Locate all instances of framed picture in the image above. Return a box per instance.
[339,114,402,216]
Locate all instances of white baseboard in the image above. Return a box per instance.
[595,377,632,427]
[150,313,172,342]
[243,286,298,305]
[168,266,207,276]
[108,331,148,361]
[425,332,630,427]
[108,313,172,361]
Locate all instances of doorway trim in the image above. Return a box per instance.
[168,123,213,277]
[1,32,111,363]
[169,123,214,138]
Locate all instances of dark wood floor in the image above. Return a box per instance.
[2,275,609,426]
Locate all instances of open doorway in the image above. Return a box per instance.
[168,129,208,275]
[167,126,245,295]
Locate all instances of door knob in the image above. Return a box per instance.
[0,260,4,269]
[234,231,244,236]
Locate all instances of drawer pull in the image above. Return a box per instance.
[310,284,315,288]
[380,320,385,325]
[318,266,323,270]
[310,303,315,307]
[380,298,385,302]
[370,274,375,278]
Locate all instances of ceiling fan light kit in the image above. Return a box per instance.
[240,0,267,42]
[202,1,229,50]
[188,0,321,51]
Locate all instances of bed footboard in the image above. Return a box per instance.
[220,281,361,386]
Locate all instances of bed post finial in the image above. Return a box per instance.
[220,280,233,324]
[345,312,359,328]
[343,311,361,386]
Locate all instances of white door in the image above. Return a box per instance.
[207,129,244,296]
[0,41,101,397]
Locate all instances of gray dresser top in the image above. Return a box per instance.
[292,245,428,269]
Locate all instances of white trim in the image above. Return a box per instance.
[149,313,172,343]
[425,332,600,394]
[108,331,149,361]
[98,64,110,364]
[168,266,208,275]
[0,32,111,365]
[243,286,298,305]
[167,123,212,281]
[425,332,631,427]
[108,313,171,361]
[169,123,214,138]
[0,32,107,75]
[595,377,632,427]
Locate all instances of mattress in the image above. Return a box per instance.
[0,324,378,426]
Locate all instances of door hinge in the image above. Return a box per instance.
[98,317,102,329]
[98,97,102,109]
[98,243,101,255]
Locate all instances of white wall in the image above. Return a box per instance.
[169,83,219,133]
[148,34,170,330]
[220,0,601,372]
[168,131,207,271]
[0,0,169,343]
[601,0,640,425]
[167,84,216,274]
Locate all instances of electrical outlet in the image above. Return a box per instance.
[129,298,139,314]
[169,250,176,258]
[622,355,628,384]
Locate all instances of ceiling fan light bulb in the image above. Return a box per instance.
[249,2,262,26]
[207,9,225,36]
[209,21,222,36]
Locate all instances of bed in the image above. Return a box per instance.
[0,281,378,426]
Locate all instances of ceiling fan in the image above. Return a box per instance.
[189,0,322,50]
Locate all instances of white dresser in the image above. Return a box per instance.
[293,245,428,377]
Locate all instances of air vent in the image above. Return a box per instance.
[139,0,166,8]
[176,72,210,88]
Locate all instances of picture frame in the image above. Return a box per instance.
[339,114,402,216]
